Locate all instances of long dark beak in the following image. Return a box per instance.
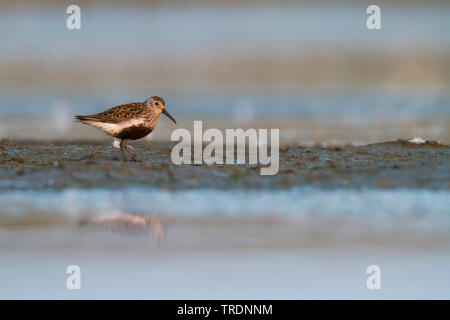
[162,109,176,124]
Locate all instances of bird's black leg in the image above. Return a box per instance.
[123,140,137,161]
[119,139,127,161]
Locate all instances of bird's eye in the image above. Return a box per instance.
[155,102,159,106]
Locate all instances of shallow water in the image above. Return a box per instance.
[2,185,449,299]
[1,187,449,228]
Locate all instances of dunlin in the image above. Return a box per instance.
[75,96,176,161]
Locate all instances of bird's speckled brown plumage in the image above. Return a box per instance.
[77,103,148,123]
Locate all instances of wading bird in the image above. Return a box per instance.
[75,96,176,161]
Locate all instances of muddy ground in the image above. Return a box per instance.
[0,139,448,190]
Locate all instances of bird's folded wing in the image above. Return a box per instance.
[76,103,146,123]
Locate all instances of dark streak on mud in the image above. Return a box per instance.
[0,139,448,191]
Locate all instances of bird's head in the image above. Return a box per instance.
[145,96,176,124]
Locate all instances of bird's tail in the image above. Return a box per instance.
[74,115,101,123]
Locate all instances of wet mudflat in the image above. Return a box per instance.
[0,139,448,190]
